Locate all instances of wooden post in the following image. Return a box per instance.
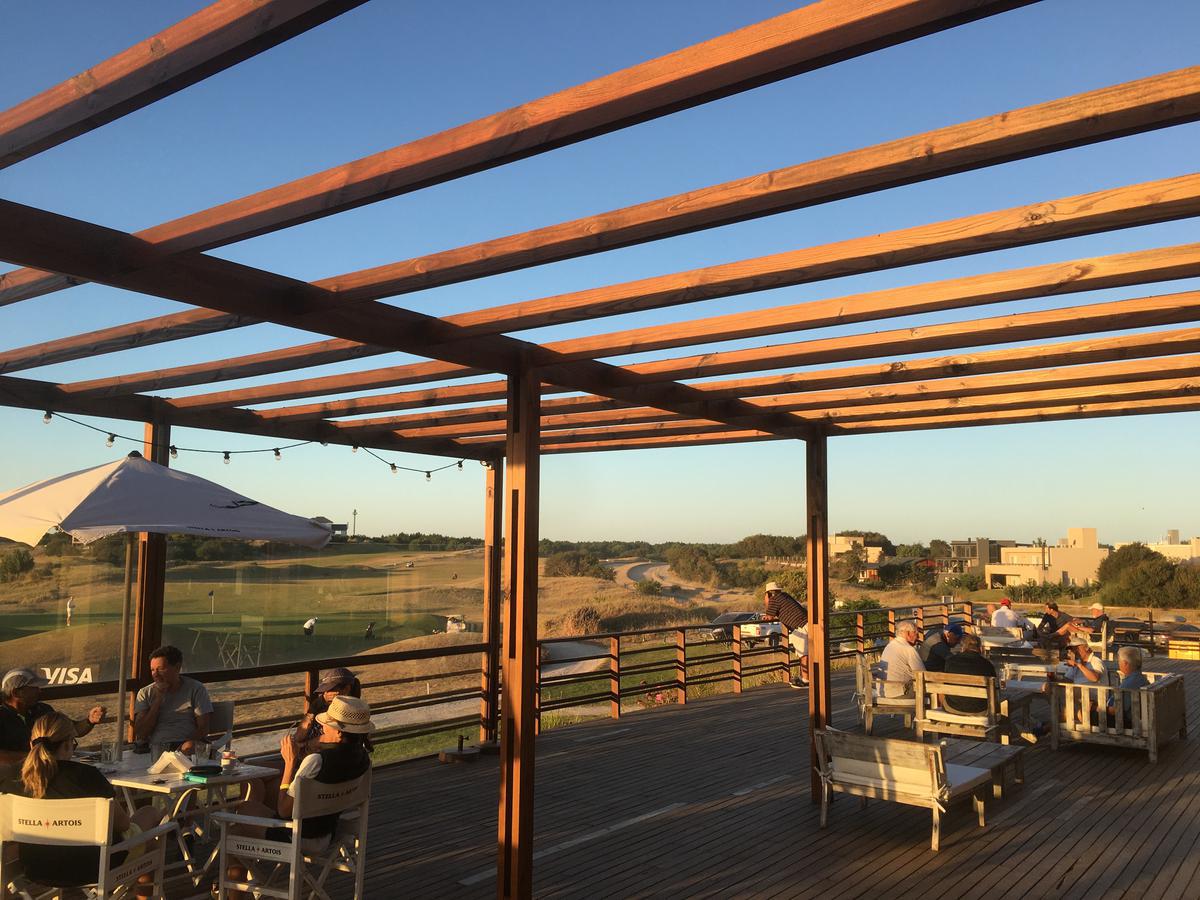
[888,608,897,639]
[609,636,621,719]
[675,629,688,705]
[732,626,743,694]
[480,462,503,743]
[497,367,539,900]
[807,433,832,802]
[856,613,865,654]
[916,606,925,633]
[132,422,169,686]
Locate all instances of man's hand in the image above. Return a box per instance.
[179,740,195,754]
[280,732,298,766]
[87,706,106,725]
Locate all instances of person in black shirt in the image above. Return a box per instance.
[943,635,998,714]
[919,623,964,672]
[1036,602,1089,655]
[0,668,106,768]
[10,712,164,891]
[762,581,809,688]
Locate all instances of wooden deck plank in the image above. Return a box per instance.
[302,659,1200,898]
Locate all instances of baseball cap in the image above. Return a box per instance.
[946,623,965,638]
[999,598,1012,607]
[1090,602,1104,612]
[3,668,49,693]
[315,667,357,693]
[764,581,781,593]
[1069,636,1089,648]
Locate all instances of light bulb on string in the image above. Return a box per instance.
[457,460,463,470]
[390,464,398,475]
[274,448,282,462]
[425,471,431,482]
[105,434,115,448]
[42,411,52,424]
[223,452,231,465]
[352,445,359,454]
[169,445,178,460]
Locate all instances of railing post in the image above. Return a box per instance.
[609,636,621,719]
[916,606,925,634]
[534,653,542,736]
[304,668,319,715]
[856,613,865,654]
[732,625,743,694]
[675,629,687,705]
[888,609,896,639]
[962,601,974,628]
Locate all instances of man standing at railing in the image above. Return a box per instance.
[761,581,808,689]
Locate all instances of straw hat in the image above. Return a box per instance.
[315,695,376,734]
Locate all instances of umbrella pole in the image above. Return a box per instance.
[114,533,135,762]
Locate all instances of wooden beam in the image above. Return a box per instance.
[543,430,776,454]
[480,462,503,744]
[498,368,540,899]
[539,242,1200,363]
[287,326,1200,435]
[807,433,831,801]
[830,395,1200,434]
[0,372,500,461]
[43,170,1200,387]
[0,0,368,170]
[449,169,1200,337]
[0,199,815,440]
[626,290,1200,382]
[132,421,170,684]
[0,0,1038,305]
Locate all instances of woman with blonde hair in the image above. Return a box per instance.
[14,712,163,890]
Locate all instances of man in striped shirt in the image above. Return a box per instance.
[762,581,809,689]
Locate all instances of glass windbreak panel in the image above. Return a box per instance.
[0,532,136,688]
[159,534,487,674]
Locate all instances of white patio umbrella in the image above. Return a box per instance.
[0,451,331,759]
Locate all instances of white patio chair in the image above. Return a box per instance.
[212,768,371,899]
[0,794,176,900]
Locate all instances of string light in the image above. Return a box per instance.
[457,461,463,470]
[425,471,431,482]
[223,452,231,465]
[273,448,282,462]
[169,445,178,460]
[390,464,398,475]
[105,434,115,448]
[352,445,359,454]
[42,411,52,424]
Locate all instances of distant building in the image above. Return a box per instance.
[862,557,938,581]
[985,527,1110,588]
[313,516,349,537]
[935,537,1016,576]
[1115,530,1200,566]
[830,533,884,564]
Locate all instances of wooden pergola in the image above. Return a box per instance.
[2,1,1197,896]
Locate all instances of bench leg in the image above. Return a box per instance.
[974,790,986,827]
[992,774,1003,800]
[931,808,940,852]
[819,783,830,828]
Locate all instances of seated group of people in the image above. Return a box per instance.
[876,609,1149,738]
[0,648,373,896]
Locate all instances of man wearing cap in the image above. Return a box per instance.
[761,581,808,688]
[0,668,105,765]
[1088,602,1111,646]
[919,622,964,672]
[294,668,361,751]
[992,598,1035,640]
[1065,637,1105,685]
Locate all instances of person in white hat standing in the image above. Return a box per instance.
[762,581,809,688]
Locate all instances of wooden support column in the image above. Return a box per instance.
[480,462,504,743]
[806,432,831,801]
[497,367,540,900]
[132,422,169,685]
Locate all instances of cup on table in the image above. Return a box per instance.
[99,743,116,765]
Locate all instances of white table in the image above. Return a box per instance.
[101,754,277,890]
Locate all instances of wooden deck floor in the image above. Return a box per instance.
[334,658,1200,899]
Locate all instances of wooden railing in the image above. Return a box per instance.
[43,642,490,756]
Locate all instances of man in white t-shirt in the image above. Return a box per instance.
[878,621,925,698]
[65,595,76,627]
[1065,637,1105,685]
[991,598,1034,638]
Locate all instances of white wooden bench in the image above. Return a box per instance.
[853,652,914,735]
[1049,672,1187,763]
[914,670,1002,743]
[815,730,990,851]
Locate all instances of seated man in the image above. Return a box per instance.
[222,696,373,899]
[942,634,996,714]
[1103,645,1149,726]
[991,598,1034,638]
[1065,637,1105,685]
[1088,602,1111,644]
[133,645,212,753]
[0,668,105,768]
[919,622,964,672]
[1036,601,1089,654]
[878,621,924,698]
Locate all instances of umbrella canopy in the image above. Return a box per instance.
[0,451,331,549]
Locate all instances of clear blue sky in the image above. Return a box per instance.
[1,0,1198,546]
